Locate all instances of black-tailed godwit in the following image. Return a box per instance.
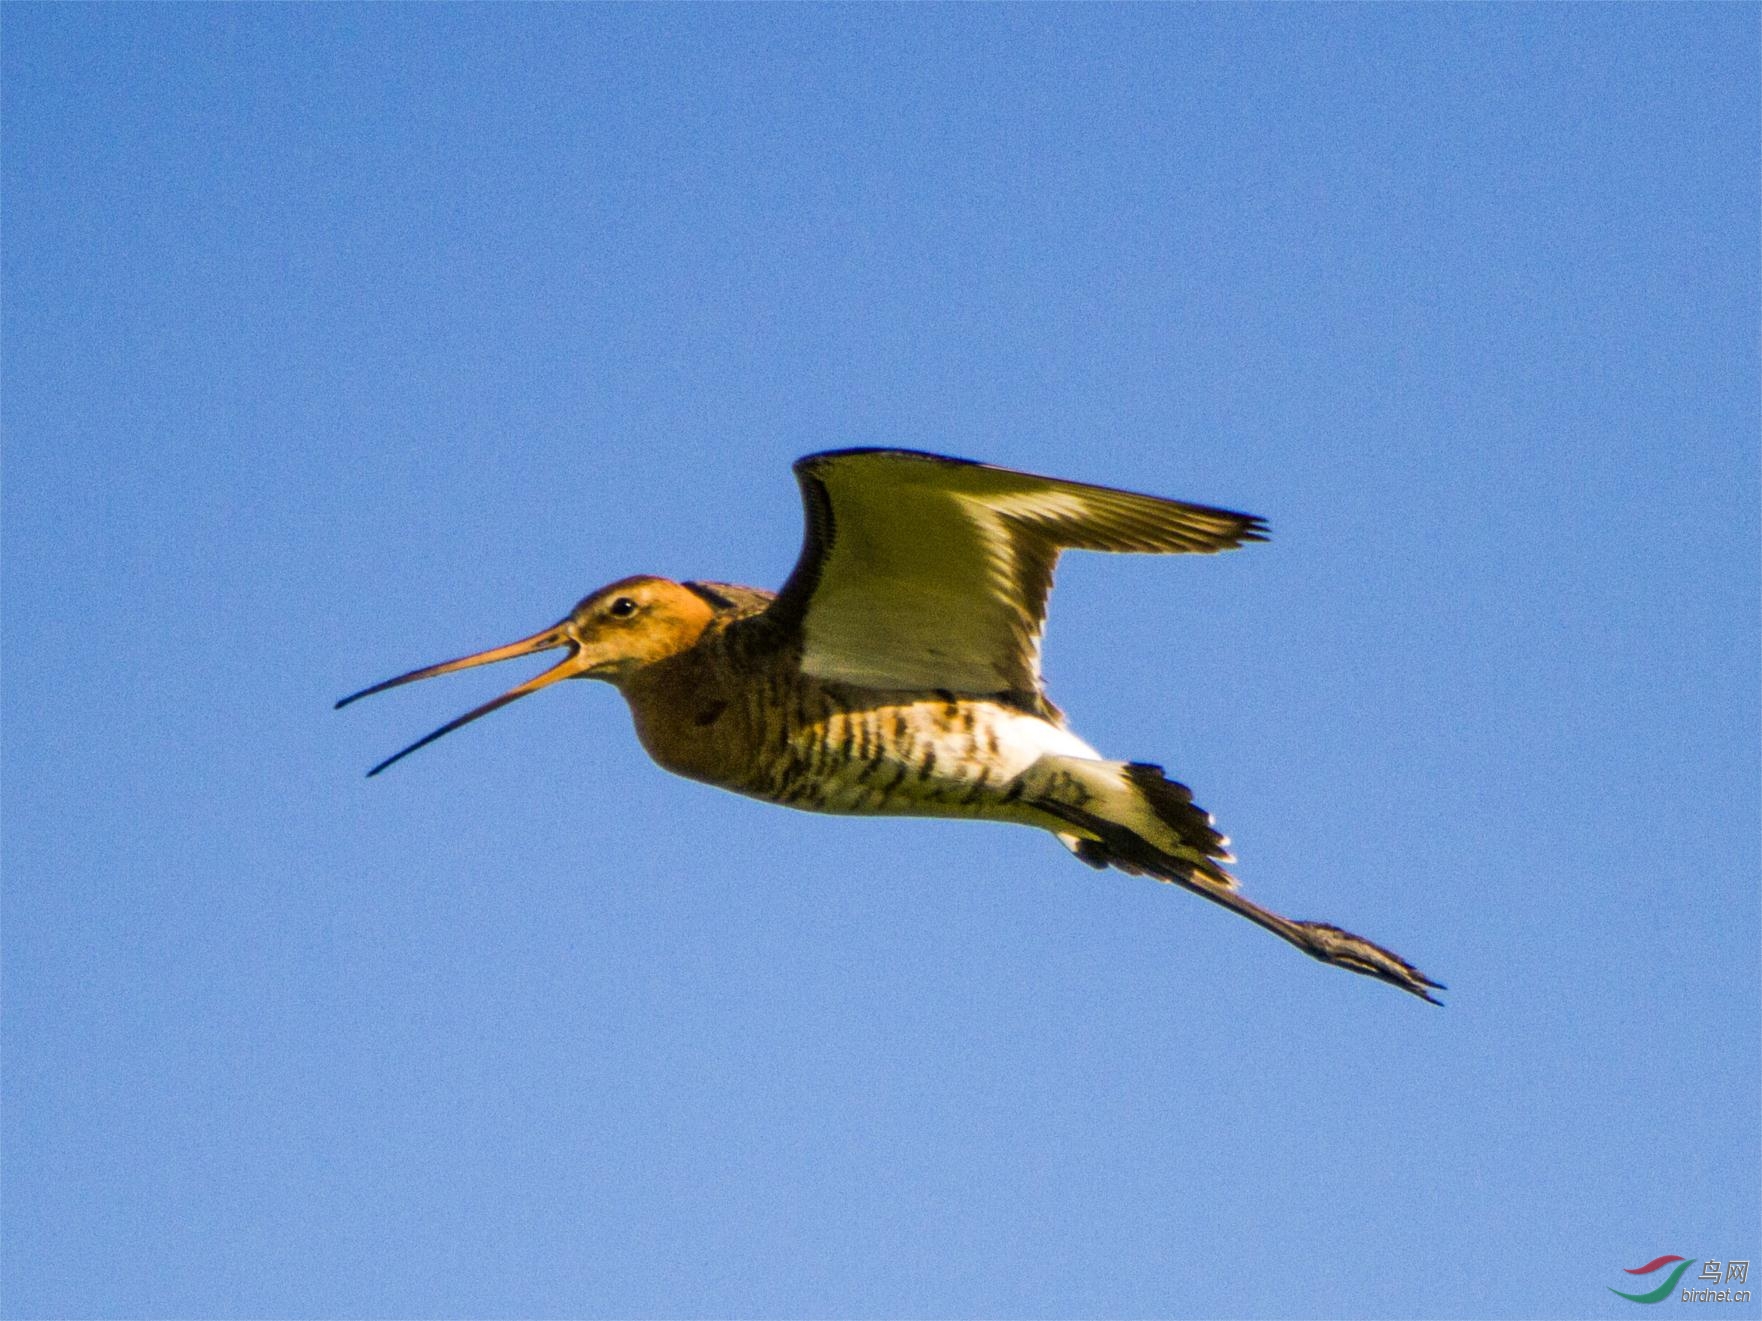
[338,449,1440,1002]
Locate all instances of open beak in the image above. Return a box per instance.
[336,618,591,776]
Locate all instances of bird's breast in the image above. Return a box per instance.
[619,662,752,791]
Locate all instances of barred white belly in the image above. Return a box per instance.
[770,695,1102,821]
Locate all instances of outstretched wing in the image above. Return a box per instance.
[761,449,1266,709]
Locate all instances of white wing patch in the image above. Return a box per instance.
[982,489,1092,522]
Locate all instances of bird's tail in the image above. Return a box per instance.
[1029,756,1443,1004]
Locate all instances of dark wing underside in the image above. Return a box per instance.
[761,449,1266,713]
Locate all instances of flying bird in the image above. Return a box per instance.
[338,449,1440,1002]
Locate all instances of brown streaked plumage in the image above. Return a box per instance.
[338,448,1442,1003]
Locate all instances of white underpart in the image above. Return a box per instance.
[800,703,1094,816]
[975,707,1200,862]
[805,703,1191,862]
[988,706,1102,769]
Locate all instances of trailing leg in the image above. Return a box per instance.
[1030,755,1442,1003]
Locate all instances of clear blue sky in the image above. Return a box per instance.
[4,6,1756,1318]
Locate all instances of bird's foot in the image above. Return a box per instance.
[1292,921,1444,1005]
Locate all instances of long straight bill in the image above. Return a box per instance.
[335,621,587,776]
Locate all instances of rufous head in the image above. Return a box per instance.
[336,575,716,775]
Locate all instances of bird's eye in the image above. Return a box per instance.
[608,597,638,618]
